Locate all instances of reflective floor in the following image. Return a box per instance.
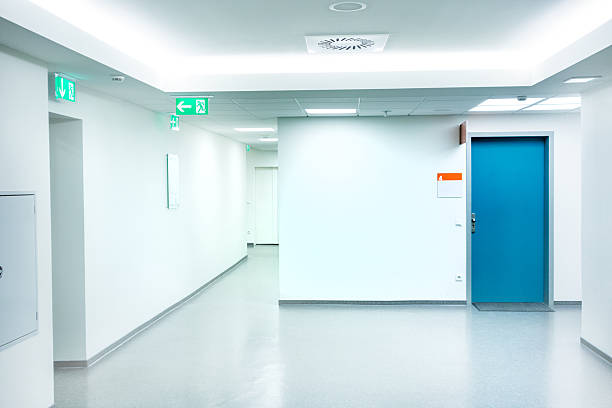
[55,246,612,407]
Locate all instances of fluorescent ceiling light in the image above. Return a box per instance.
[564,76,601,83]
[235,127,275,132]
[470,105,527,112]
[524,104,581,111]
[259,138,279,142]
[538,96,581,105]
[305,108,357,115]
[469,98,544,112]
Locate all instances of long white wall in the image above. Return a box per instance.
[581,83,612,357]
[468,113,582,301]
[279,116,467,301]
[278,113,582,302]
[246,149,278,243]
[49,87,247,359]
[0,48,54,408]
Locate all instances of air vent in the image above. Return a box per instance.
[305,34,389,54]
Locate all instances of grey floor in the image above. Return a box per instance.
[55,246,612,408]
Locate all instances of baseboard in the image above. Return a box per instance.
[55,255,248,369]
[554,301,582,305]
[54,360,87,368]
[581,337,612,364]
[279,300,467,306]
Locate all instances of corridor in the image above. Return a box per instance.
[54,246,612,408]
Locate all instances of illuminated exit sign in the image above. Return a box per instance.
[175,97,208,116]
[54,74,76,102]
[170,114,180,131]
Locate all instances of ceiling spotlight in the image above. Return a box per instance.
[259,138,279,142]
[564,76,601,84]
[235,127,275,132]
[329,1,367,12]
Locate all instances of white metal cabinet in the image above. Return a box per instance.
[0,194,38,349]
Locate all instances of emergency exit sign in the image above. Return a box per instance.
[54,74,75,102]
[175,97,208,116]
[170,115,180,131]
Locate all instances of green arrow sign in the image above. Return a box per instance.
[54,74,76,102]
[170,114,180,131]
[175,97,208,116]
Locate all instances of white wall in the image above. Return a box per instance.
[279,116,467,301]
[278,114,582,302]
[49,87,247,359]
[49,117,87,361]
[246,149,278,243]
[581,83,612,357]
[468,113,582,301]
[0,48,54,408]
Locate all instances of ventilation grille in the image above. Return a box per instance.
[305,34,389,54]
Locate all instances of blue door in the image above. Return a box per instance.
[471,137,548,302]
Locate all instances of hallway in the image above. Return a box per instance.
[54,246,612,407]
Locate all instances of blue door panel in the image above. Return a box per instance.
[472,137,547,302]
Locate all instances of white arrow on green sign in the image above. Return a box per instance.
[175,97,209,116]
[55,74,76,102]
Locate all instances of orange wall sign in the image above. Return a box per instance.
[437,173,463,181]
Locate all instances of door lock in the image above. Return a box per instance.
[471,213,476,233]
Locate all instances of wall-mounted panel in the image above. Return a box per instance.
[0,194,38,349]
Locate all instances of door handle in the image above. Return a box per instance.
[471,213,476,233]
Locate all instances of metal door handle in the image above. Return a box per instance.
[0,265,3,279]
[471,213,476,233]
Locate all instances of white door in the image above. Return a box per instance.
[254,167,278,244]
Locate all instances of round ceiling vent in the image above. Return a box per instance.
[318,37,375,51]
[329,2,367,12]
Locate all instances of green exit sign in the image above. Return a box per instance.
[175,97,208,116]
[170,114,180,131]
[54,74,76,102]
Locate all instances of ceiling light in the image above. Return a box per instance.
[470,105,528,112]
[259,138,279,142]
[235,127,275,132]
[469,98,544,112]
[564,76,601,84]
[538,96,581,105]
[305,108,357,115]
[329,2,367,12]
[524,104,581,111]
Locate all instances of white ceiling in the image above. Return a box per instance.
[1,0,611,91]
[1,3,612,150]
[25,0,605,57]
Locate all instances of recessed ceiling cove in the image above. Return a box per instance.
[305,34,389,54]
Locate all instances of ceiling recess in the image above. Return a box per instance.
[305,34,389,54]
[329,1,367,12]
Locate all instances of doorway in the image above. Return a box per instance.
[468,133,553,306]
[49,113,87,365]
[254,167,278,245]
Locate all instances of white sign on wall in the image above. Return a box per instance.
[167,154,180,209]
[437,173,463,198]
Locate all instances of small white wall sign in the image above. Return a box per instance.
[166,154,180,209]
[437,173,463,198]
